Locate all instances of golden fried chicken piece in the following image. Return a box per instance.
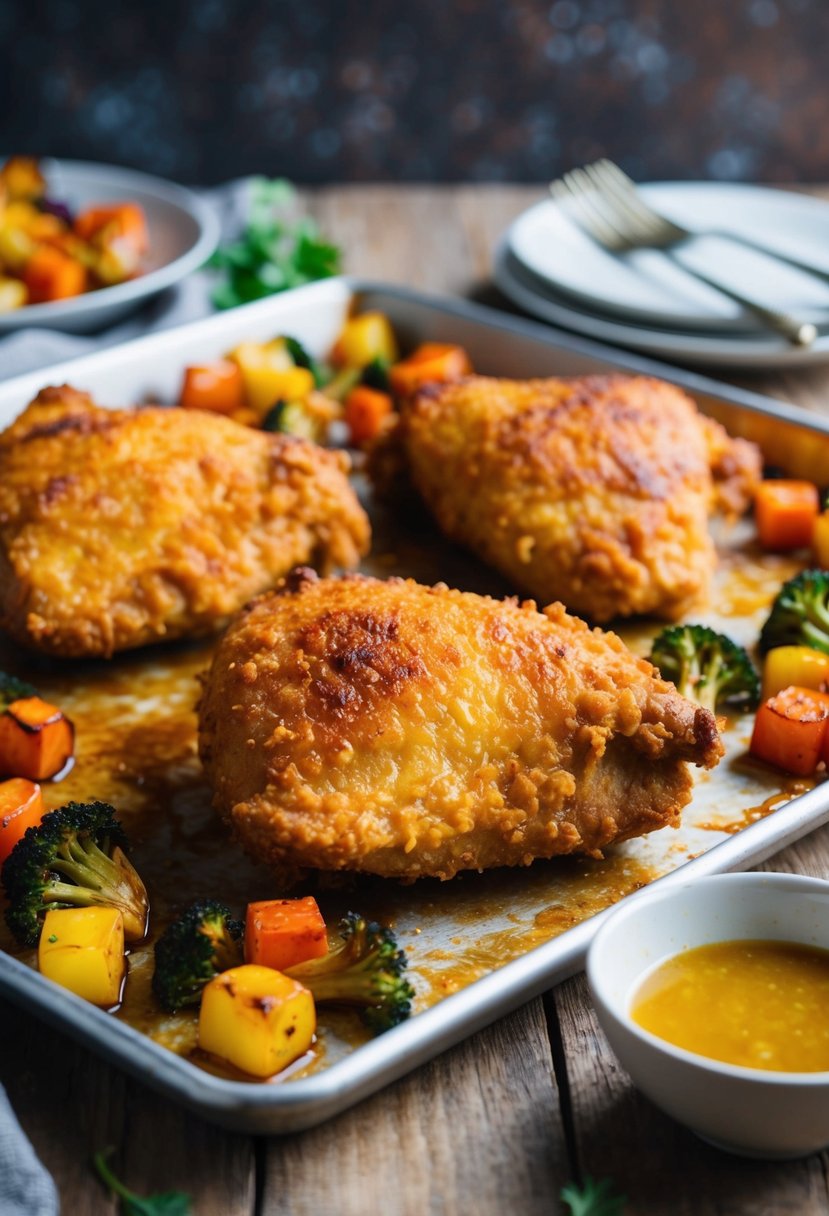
[198,568,722,881]
[0,387,370,657]
[395,374,761,622]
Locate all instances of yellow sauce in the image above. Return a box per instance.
[632,940,829,1072]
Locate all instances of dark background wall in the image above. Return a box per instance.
[2,0,827,186]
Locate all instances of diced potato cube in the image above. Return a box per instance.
[332,312,398,368]
[228,340,315,415]
[38,907,126,1006]
[0,277,27,313]
[198,964,315,1078]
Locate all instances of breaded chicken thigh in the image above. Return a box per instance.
[395,374,761,622]
[198,568,722,881]
[0,387,370,657]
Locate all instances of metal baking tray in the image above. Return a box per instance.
[2,277,829,1134]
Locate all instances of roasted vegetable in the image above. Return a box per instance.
[228,339,315,415]
[152,899,244,1012]
[23,246,86,303]
[2,801,149,947]
[649,624,760,714]
[755,480,819,551]
[750,686,829,776]
[0,694,75,781]
[178,361,245,414]
[0,778,44,864]
[198,963,316,1078]
[245,896,328,971]
[344,385,394,446]
[262,399,319,440]
[759,570,829,656]
[332,312,398,369]
[284,336,325,387]
[38,906,126,1006]
[814,511,829,568]
[388,343,472,398]
[285,911,414,1034]
[762,645,829,700]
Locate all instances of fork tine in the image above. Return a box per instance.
[582,162,663,243]
[591,160,687,242]
[556,170,631,249]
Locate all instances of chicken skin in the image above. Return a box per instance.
[0,387,370,658]
[394,374,761,623]
[198,568,722,881]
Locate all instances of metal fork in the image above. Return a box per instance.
[550,160,819,347]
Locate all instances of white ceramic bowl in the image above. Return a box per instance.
[587,872,829,1159]
[0,158,220,334]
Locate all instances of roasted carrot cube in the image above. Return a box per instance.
[389,343,472,398]
[245,897,329,971]
[0,697,74,781]
[0,778,44,864]
[750,686,829,776]
[344,385,394,446]
[755,480,819,552]
[179,361,246,414]
[74,202,149,256]
[23,246,86,303]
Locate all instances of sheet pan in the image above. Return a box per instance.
[1,277,828,1133]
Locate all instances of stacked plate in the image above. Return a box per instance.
[494,182,829,368]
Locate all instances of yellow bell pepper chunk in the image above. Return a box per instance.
[38,907,125,1006]
[762,645,829,701]
[228,340,315,416]
[332,312,399,368]
[814,512,829,569]
[0,277,27,313]
[198,964,315,1078]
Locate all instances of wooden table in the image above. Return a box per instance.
[4,185,829,1216]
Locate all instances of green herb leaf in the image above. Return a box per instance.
[284,336,326,387]
[0,671,38,712]
[93,1148,192,1216]
[210,178,342,311]
[560,1176,626,1216]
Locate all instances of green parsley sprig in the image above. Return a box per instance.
[210,178,342,310]
[561,1175,626,1216]
[93,1148,192,1216]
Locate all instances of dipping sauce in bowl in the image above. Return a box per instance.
[631,940,829,1072]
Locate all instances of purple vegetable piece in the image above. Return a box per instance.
[40,197,74,225]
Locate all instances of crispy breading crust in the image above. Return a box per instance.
[198,569,722,881]
[0,387,370,657]
[397,374,761,622]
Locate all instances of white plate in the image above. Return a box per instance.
[493,242,829,369]
[0,159,220,334]
[507,183,829,333]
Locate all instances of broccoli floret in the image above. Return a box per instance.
[2,801,149,947]
[283,335,325,387]
[759,570,829,656]
[152,900,244,1012]
[285,911,414,1034]
[361,356,392,392]
[0,670,38,712]
[649,624,760,714]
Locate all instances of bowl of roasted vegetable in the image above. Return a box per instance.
[0,156,219,333]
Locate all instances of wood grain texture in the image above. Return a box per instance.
[261,1001,568,1216]
[4,185,829,1216]
[0,997,254,1216]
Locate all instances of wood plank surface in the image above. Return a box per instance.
[3,184,829,1216]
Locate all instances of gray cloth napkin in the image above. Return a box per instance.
[0,1084,59,1216]
[0,179,251,381]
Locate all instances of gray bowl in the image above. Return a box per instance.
[0,158,220,333]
